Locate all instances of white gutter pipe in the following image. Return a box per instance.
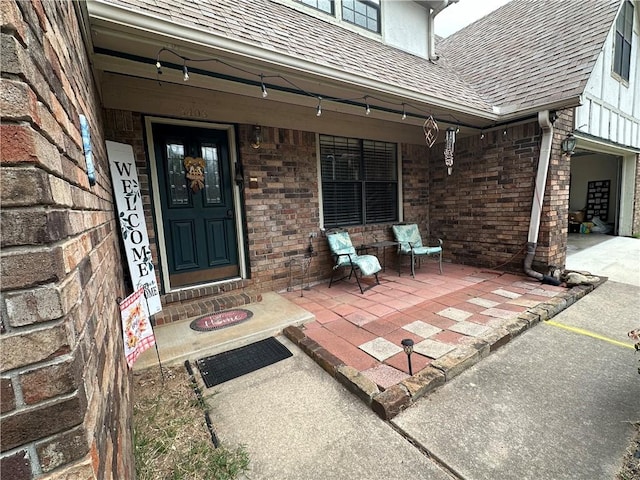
[428,0,458,61]
[523,110,561,285]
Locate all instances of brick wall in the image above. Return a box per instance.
[239,125,321,290]
[1,2,133,478]
[427,112,573,274]
[100,110,578,301]
[543,110,573,269]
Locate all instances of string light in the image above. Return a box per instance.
[153,46,506,133]
[260,74,268,98]
[480,131,485,139]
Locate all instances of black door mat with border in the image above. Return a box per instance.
[196,337,293,388]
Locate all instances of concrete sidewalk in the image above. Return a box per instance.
[202,334,455,480]
[391,236,640,479]
[565,234,640,286]
[392,280,639,479]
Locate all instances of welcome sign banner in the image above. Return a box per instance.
[107,141,162,315]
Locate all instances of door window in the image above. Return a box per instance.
[202,144,222,205]
[166,142,190,206]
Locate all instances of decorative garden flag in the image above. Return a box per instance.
[120,287,155,369]
[107,141,162,315]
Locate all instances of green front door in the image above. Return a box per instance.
[153,123,239,288]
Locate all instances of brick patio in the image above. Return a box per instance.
[282,262,572,417]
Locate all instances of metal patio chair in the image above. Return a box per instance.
[392,223,443,277]
[326,228,381,294]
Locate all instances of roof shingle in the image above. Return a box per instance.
[98,0,494,113]
[437,0,620,112]
[95,0,621,119]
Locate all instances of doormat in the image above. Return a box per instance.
[196,337,293,388]
[190,309,253,332]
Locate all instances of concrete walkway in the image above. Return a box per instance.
[566,233,640,286]
[392,235,640,479]
[148,235,639,479]
[203,335,454,480]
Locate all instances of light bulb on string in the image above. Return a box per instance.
[156,60,162,75]
[316,97,322,117]
[183,64,189,81]
[260,74,268,98]
[480,131,485,139]
[401,104,407,120]
[365,97,371,115]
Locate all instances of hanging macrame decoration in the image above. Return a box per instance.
[184,156,206,192]
[444,127,456,175]
[423,115,439,148]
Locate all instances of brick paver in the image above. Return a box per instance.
[283,264,570,395]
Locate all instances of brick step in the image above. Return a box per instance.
[154,287,262,326]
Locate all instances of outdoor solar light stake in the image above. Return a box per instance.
[401,338,414,376]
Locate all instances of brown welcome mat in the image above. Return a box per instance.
[196,337,292,388]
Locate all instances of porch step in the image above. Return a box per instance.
[135,292,315,370]
[154,287,262,326]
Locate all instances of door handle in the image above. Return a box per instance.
[226,209,234,219]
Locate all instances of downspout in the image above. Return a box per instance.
[428,0,458,61]
[523,110,561,285]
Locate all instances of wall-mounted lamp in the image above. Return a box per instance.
[401,338,414,375]
[561,133,576,156]
[250,125,262,149]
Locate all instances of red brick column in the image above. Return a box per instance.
[1,2,132,478]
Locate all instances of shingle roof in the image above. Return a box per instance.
[97,0,494,114]
[94,0,621,120]
[437,0,620,112]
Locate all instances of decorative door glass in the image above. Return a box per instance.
[166,143,189,206]
[202,143,221,205]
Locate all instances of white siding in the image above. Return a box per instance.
[383,1,429,58]
[576,3,640,149]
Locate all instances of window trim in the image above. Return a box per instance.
[295,0,335,16]
[318,133,399,228]
[341,0,381,34]
[612,0,633,83]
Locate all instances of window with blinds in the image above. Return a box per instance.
[320,135,398,227]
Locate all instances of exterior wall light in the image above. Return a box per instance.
[561,133,576,156]
[250,125,262,149]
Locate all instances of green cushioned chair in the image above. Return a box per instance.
[326,229,381,294]
[392,223,443,277]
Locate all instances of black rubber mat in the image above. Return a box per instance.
[196,337,293,388]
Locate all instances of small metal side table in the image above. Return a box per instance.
[360,240,398,272]
[287,254,313,297]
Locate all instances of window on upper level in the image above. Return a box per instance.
[297,0,334,15]
[342,0,380,33]
[613,0,633,82]
[320,135,398,227]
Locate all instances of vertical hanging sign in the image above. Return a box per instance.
[107,141,162,315]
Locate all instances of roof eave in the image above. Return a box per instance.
[87,0,497,122]
[491,96,583,124]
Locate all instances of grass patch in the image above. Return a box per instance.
[133,365,249,480]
